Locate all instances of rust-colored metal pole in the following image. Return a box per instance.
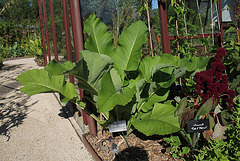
[62,0,74,83]
[69,0,84,60]
[158,0,171,54]
[219,0,223,45]
[69,1,77,58]
[42,0,52,62]
[37,0,47,66]
[87,103,97,137]
[49,0,58,61]
[69,0,90,127]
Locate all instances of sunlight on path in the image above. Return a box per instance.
[0,58,94,161]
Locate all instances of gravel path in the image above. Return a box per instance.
[0,58,94,161]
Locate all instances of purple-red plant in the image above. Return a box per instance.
[195,48,235,110]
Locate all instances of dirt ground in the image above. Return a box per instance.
[0,58,94,161]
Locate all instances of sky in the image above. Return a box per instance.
[152,0,158,9]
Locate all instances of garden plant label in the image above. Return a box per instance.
[109,120,127,133]
[187,119,210,133]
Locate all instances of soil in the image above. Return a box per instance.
[86,128,182,161]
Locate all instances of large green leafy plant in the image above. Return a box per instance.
[173,48,237,152]
[17,14,210,136]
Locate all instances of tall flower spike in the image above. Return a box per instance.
[195,48,235,110]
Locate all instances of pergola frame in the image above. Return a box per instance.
[37,0,96,137]
[37,0,224,137]
[158,0,223,54]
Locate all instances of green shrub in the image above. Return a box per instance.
[26,35,43,58]
[7,42,27,57]
[0,53,3,64]
[194,96,240,161]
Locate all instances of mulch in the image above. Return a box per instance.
[85,129,182,161]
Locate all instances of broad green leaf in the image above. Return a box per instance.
[141,83,170,112]
[194,98,214,119]
[17,69,78,103]
[230,75,240,90]
[220,110,231,125]
[139,55,209,75]
[180,56,210,72]
[113,21,148,79]
[44,59,74,75]
[174,66,187,78]
[139,54,208,82]
[131,103,180,136]
[152,65,176,88]
[158,54,179,66]
[140,55,178,79]
[84,14,115,56]
[152,64,175,75]
[226,27,236,33]
[175,97,188,116]
[129,79,146,103]
[116,101,137,121]
[109,68,122,91]
[69,50,113,95]
[97,71,136,113]
[141,90,170,112]
[139,56,161,81]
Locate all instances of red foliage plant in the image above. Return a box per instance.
[195,48,235,110]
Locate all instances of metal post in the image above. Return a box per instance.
[42,0,52,62]
[158,0,171,54]
[69,0,84,60]
[69,1,77,59]
[37,0,47,66]
[69,0,90,127]
[62,0,74,83]
[84,95,97,137]
[49,0,58,61]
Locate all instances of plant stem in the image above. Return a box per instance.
[176,19,180,57]
[145,0,154,57]
[179,130,195,150]
[73,100,100,122]
[136,84,163,117]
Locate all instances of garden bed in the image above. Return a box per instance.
[84,128,181,161]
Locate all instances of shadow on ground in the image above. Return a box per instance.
[0,64,24,72]
[115,147,149,161]
[0,90,38,141]
[0,64,38,141]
